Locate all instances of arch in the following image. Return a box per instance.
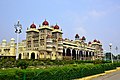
[19,53,22,59]
[89,52,92,57]
[31,52,35,59]
[66,48,71,56]
[93,52,94,56]
[63,48,65,56]
[79,51,83,57]
[86,51,88,57]
[27,53,29,57]
[72,49,76,60]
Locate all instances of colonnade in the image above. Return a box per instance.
[63,48,95,60]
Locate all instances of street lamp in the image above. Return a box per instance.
[109,43,113,63]
[115,46,118,61]
[14,20,22,60]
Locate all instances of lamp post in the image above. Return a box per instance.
[14,20,22,60]
[115,46,118,61]
[109,43,113,63]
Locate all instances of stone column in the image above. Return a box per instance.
[70,49,72,60]
[44,52,46,59]
[65,48,66,57]
[76,50,77,60]
[35,53,37,59]
[78,50,79,60]
[84,51,86,60]
[29,53,31,59]
[88,51,89,60]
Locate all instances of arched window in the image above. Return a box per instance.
[31,53,35,59]
[66,48,71,56]
[63,48,65,56]
[19,53,22,59]
[72,49,76,60]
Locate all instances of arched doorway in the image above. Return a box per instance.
[31,53,35,59]
[66,48,71,56]
[89,52,92,57]
[72,49,76,60]
[63,48,65,56]
[19,53,22,59]
[79,51,83,60]
[86,51,88,57]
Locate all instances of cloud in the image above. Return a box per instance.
[61,11,87,39]
[88,9,106,18]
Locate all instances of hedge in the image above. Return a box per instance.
[0,62,120,80]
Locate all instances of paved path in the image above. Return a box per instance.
[92,70,120,80]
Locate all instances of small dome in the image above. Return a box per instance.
[30,23,36,28]
[93,39,97,42]
[75,34,79,38]
[2,39,6,42]
[82,36,86,40]
[97,40,100,43]
[88,42,91,44]
[42,19,49,26]
[54,24,59,29]
[11,38,15,41]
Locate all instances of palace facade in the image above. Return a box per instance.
[0,20,104,60]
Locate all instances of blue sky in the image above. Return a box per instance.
[0,0,120,54]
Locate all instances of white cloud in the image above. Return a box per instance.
[61,11,87,39]
[88,9,106,17]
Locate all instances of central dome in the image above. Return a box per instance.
[75,34,79,38]
[42,19,49,26]
[82,36,86,41]
[30,23,36,28]
[93,39,97,42]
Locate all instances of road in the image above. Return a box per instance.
[92,70,120,80]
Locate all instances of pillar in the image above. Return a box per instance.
[78,50,79,60]
[65,48,66,57]
[44,52,46,59]
[84,51,86,60]
[70,49,72,60]
[76,50,77,60]
[88,51,89,60]
[29,53,31,59]
[35,53,37,59]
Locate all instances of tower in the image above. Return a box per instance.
[1,39,7,53]
[52,24,63,60]
[26,23,39,50]
[38,20,53,59]
[38,20,53,50]
[10,38,15,55]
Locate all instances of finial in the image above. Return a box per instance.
[18,20,20,24]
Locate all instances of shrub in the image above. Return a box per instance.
[17,60,28,69]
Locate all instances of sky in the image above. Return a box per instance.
[0,0,120,54]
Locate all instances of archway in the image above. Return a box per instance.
[72,49,76,60]
[66,48,71,56]
[63,48,65,56]
[19,53,22,59]
[79,51,83,60]
[89,52,92,57]
[31,52,35,59]
[93,52,94,56]
[86,51,88,57]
